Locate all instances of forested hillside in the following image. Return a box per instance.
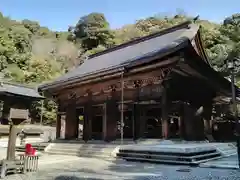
[1,11,240,124]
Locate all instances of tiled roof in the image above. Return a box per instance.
[39,21,200,89]
[0,82,43,99]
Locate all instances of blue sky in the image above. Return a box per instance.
[0,0,240,31]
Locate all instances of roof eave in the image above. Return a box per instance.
[0,91,44,100]
[185,46,236,97]
[38,66,125,91]
[39,38,191,92]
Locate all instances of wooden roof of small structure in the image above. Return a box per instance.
[0,81,43,100]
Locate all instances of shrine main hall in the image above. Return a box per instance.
[38,21,238,142]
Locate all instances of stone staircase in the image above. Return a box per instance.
[0,137,44,148]
[116,144,222,165]
[44,140,236,165]
[211,143,237,157]
[45,142,119,159]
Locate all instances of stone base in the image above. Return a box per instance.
[117,141,222,165]
[120,143,216,154]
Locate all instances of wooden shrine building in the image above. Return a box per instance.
[0,82,43,125]
[39,21,238,142]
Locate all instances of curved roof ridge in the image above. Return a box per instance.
[89,20,192,59]
[1,81,35,89]
[193,25,212,66]
[0,81,43,99]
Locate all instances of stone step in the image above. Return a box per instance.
[49,144,118,150]
[217,145,234,149]
[120,152,222,165]
[117,151,221,162]
[122,156,197,165]
[53,139,135,145]
[48,148,114,155]
[213,143,237,156]
[48,147,116,154]
[117,143,224,165]
[50,143,117,149]
[16,146,46,152]
[46,150,113,159]
[50,145,115,150]
[45,143,119,159]
[221,150,237,156]
[217,146,235,151]
[15,142,49,152]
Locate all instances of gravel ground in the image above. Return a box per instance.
[2,155,240,180]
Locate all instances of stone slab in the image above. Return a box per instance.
[199,154,239,169]
[120,143,216,154]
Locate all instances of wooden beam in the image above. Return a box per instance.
[57,68,172,105]
[51,56,178,94]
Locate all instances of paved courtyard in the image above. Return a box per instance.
[2,154,240,180]
[201,154,239,169]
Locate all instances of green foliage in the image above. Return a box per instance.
[69,13,115,50]
[0,13,78,124]
[30,99,57,125]
[218,14,240,76]
[1,11,240,124]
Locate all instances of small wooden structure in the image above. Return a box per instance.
[39,21,239,142]
[0,82,43,178]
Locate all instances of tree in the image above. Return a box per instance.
[0,12,72,124]
[218,14,240,77]
[69,12,115,50]
[22,19,40,34]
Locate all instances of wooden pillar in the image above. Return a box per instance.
[133,81,146,140]
[103,103,107,140]
[194,112,205,140]
[7,124,18,161]
[133,103,140,140]
[161,85,169,139]
[2,101,10,125]
[203,103,214,141]
[183,104,205,141]
[179,102,186,139]
[104,97,118,141]
[179,118,185,139]
[56,113,61,139]
[83,105,88,141]
[6,106,17,161]
[56,104,61,139]
[203,104,213,134]
[65,103,77,139]
[183,103,194,140]
[83,93,93,141]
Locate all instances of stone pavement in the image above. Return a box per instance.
[200,154,239,169]
[2,155,240,180]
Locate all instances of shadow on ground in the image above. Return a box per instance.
[55,175,103,180]
[52,159,165,180]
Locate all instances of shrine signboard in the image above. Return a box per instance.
[139,84,163,99]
